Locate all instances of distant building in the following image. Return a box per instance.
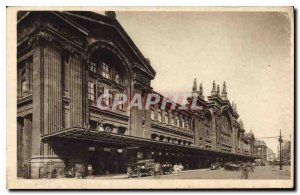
[244,130,255,156]
[254,140,268,164]
[266,147,275,165]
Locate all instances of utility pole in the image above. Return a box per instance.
[278,129,283,170]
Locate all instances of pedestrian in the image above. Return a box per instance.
[87,164,94,178]
[240,163,249,179]
[51,168,57,178]
[154,163,161,177]
[179,163,184,174]
[173,163,179,175]
[250,163,255,173]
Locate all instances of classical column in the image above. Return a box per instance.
[17,118,23,177]
[69,55,83,127]
[43,44,63,134]
[31,40,44,158]
[23,115,32,161]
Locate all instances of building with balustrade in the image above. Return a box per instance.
[17,11,256,178]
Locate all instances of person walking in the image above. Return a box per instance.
[87,164,94,178]
[250,162,255,173]
[173,163,179,175]
[154,163,161,177]
[179,163,184,174]
[241,163,249,179]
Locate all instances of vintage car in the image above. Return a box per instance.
[161,162,173,174]
[223,162,241,171]
[254,159,266,166]
[210,163,221,170]
[127,159,155,178]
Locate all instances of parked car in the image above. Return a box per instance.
[161,162,173,174]
[223,162,241,171]
[210,163,221,170]
[127,159,154,178]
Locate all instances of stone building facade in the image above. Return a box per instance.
[17,11,255,178]
[254,140,268,164]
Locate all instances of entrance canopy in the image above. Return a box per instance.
[42,127,255,160]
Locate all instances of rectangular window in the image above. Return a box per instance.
[104,88,110,106]
[88,81,95,101]
[89,61,96,73]
[101,62,110,79]
[21,79,28,94]
[117,95,124,110]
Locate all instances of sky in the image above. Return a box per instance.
[115,10,293,155]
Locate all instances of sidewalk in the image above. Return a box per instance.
[89,173,128,179]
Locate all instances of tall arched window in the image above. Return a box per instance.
[171,113,174,126]
[151,109,155,120]
[186,119,190,130]
[204,112,212,137]
[157,109,162,122]
[176,114,180,127]
[165,111,169,124]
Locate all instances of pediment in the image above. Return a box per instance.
[18,11,156,79]
[57,11,156,79]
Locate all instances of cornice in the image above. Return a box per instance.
[21,28,87,60]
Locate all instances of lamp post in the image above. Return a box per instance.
[278,129,283,170]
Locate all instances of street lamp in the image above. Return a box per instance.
[278,129,283,170]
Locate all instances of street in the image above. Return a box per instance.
[90,165,291,180]
[137,165,291,180]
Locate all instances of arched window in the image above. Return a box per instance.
[165,111,169,124]
[205,112,212,137]
[158,109,162,122]
[151,109,155,120]
[171,113,174,126]
[186,119,190,130]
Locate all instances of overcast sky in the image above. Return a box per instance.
[115,11,293,154]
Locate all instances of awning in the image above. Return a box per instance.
[42,127,255,159]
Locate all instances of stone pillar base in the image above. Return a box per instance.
[30,156,65,179]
